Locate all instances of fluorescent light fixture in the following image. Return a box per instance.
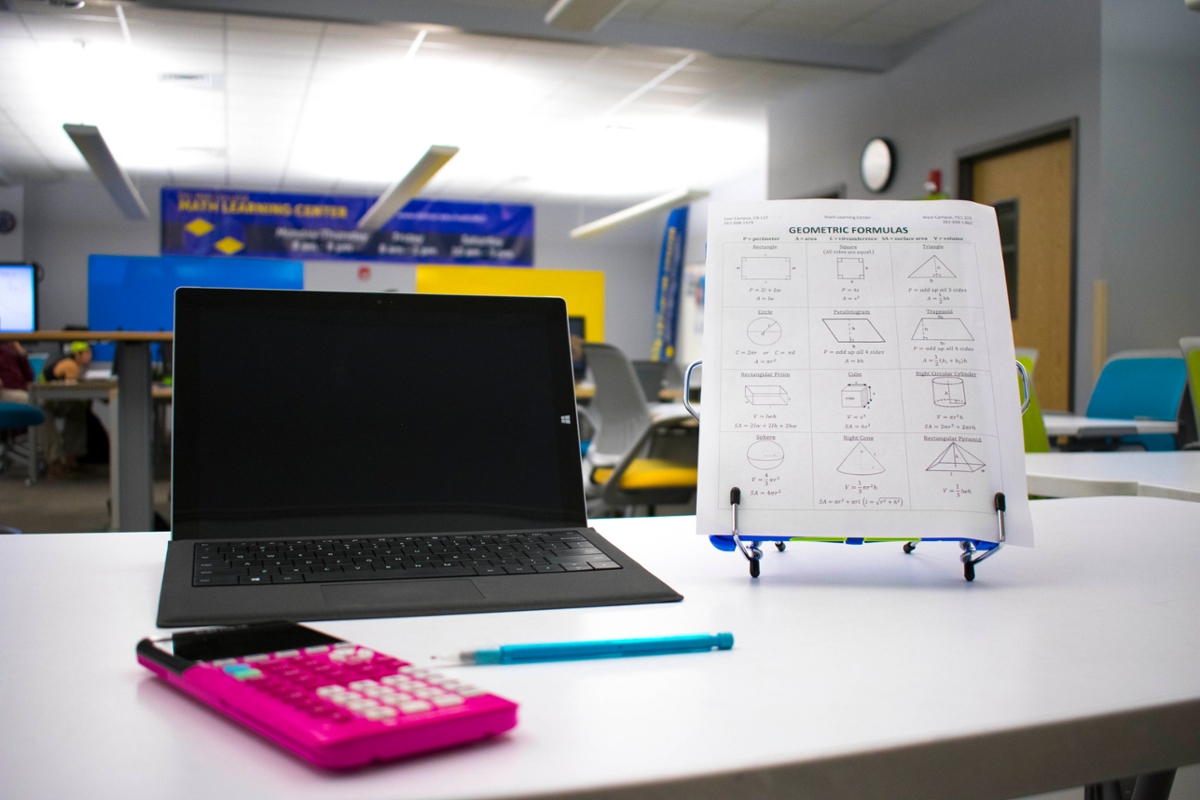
[569,188,708,239]
[63,124,149,220]
[357,145,459,232]
[545,0,633,31]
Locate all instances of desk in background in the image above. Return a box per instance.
[0,331,173,531]
[1,497,1198,799]
[1026,450,1200,502]
[1043,412,1178,440]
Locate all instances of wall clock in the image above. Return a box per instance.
[860,138,895,193]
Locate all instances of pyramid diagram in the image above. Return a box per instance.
[926,442,985,473]
[909,255,955,279]
[837,442,885,475]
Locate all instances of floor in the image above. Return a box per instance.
[0,462,171,533]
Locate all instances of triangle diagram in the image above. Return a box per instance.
[926,442,985,473]
[909,256,955,279]
[837,442,885,475]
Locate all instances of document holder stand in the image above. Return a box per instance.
[683,360,1031,582]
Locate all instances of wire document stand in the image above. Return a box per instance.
[683,360,1031,582]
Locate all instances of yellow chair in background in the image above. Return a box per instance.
[1016,349,1050,453]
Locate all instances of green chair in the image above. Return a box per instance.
[1016,351,1050,452]
[1179,337,1200,449]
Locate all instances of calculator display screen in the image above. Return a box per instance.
[170,623,341,661]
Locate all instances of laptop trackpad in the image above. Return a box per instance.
[321,580,484,610]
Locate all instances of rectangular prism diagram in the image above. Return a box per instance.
[745,385,790,406]
[741,257,791,280]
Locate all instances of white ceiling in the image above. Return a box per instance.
[0,0,987,204]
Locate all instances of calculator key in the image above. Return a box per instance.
[457,686,486,697]
[347,680,378,690]
[431,694,464,707]
[242,654,270,662]
[304,645,331,654]
[363,706,398,720]
[274,650,300,659]
[413,687,444,698]
[346,698,379,711]
[398,700,433,714]
[380,674,408,685]
[329,692,362,705]
[379,693,413,705]
[315,685,345,697]
[211,658,238,667]
[361,686,392,697]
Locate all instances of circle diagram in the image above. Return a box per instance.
[747,440,785,470]
[746,317,782,345]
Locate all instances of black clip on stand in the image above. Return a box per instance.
[728,488,762,578]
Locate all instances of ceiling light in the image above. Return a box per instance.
[63,123,149,220]
[545,0,633,31]
[569,188,708,238]
[357,145,459,231]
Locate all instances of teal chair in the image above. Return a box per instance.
[0,401,45,474]
[1086,351,1187,451]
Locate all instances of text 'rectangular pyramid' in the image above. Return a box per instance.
[837,442,885,475]
[926,442,985,473]
[910,256,955,278]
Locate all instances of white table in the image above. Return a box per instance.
[1042,413,1178,438]
[3,499,1200,800]
[1027,451,1200,502]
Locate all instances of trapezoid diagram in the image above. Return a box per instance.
[909,255,956,279]
[746,317,783,345]
[926,442,985,473]
[837,257,865,280]
[823,318,885,343]
[747,440,785,470]
[745,385,789,405]
[742,257,791,280]
[911,317,973,341]
[837,442,885,475]
[931,377,966,407]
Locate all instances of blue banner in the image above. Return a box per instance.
[650,206,689,362]
[161,188,534,266]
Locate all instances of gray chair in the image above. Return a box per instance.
[582,343,698,515]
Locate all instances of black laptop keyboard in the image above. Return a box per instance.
[192,531,621,586]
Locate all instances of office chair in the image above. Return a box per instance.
[1086,350,1187,451]
[582,343,697,515]
[1015,350,1050,452]
[631,360,669,403]
[1179,337,1200,450]
[0,401,45,475]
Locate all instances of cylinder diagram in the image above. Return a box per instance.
[931,377,967,407]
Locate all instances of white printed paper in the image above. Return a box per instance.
[696,200,1032,545]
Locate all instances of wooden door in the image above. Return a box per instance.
[968,136,1074,410]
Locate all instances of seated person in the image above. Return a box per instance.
[0,341,34,404]
[43,341,92,476]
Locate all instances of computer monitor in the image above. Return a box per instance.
[0,263,37,333]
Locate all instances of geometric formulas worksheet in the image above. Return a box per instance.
[696,200,1032,545]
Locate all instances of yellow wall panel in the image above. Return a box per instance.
[415,266,605,343]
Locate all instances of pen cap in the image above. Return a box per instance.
[715,632,734,650]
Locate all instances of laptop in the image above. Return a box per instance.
[156,288,682,627]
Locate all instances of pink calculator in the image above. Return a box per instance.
[137,622,518,769]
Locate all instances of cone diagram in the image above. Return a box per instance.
[837,442,885,475]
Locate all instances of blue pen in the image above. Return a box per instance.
[448,633,734,665]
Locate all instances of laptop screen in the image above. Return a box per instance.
[172,289,587,540]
